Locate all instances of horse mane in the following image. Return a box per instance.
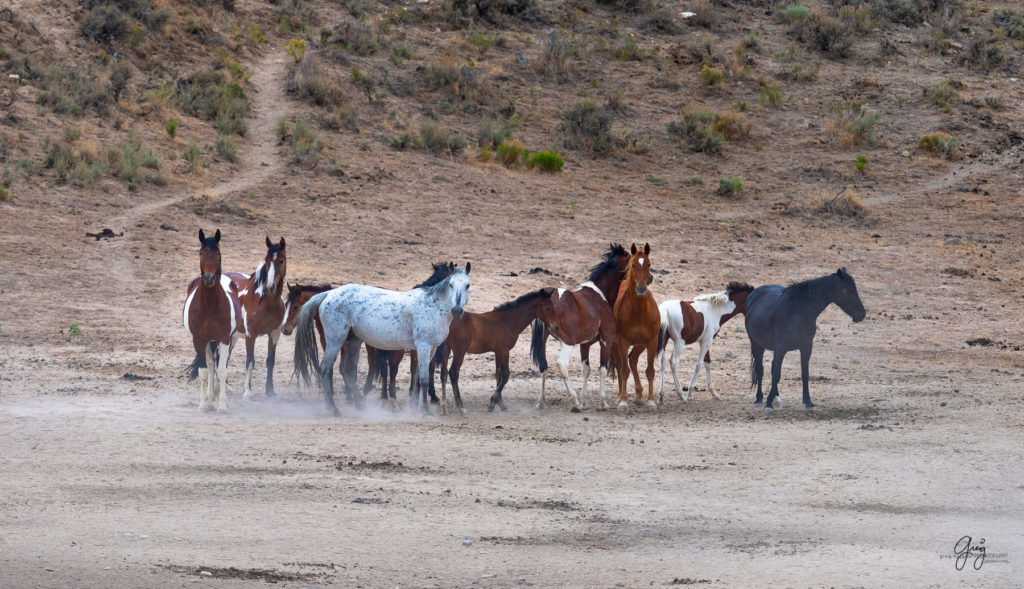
[286,283,333,306]
[421,267,466,298]
[693,291,729,305]
[586,243,627,283]
[785,273,840,304]
[493,289,549,312]
[726,281,754,295]
[251,262,269,296]
[414,261,454,289]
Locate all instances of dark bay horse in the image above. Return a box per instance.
[225,236,288,399]
[531,244,629,412]
[610,243,660,411]
[436,289,552,413]
[655,282,754,403]
[746,268,866,411]
[183,229,242,412]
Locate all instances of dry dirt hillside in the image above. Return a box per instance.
[1,0,1023,587]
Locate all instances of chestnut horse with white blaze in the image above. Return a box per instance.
[611,243,660,411]
[183,229,242,412]
[225,236,288,399]
[530,244,629,412]
[655,282,754,403]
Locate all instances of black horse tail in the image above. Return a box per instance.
[185,341,216,381]
[530,319,548,373]
[293,291,330,389]
[371,348,390,385]
[749,351,758,390]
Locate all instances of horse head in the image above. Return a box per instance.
[627,243,654,296]
[263,236,287,296]
[446,264,471,318]
[198,229,222,287]
[725,282,755,314]
[834,268,866,323]
[281,283,304,335]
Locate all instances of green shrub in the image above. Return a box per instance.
[391,41,413,60]
[286,39,306,63]
[291,120,322,166]
[35,66,112,117]
[758,79,782,106]
[478,112,520,148]
[918,132,958,159]
[925,81,955,109]
[0,186,10,202]
[106,137,158,187]
[830,100,880,147]
[496,139,524,166]
[287,54,345,108]
[165,119,178,139]
[992,9,1024,40]
[80,6,129,46]
[350,68,376,104]
[479,143,493,162]
[216,134,238,163]
[667,111,725,154]
[697,65,723,86]
[419,118,468,157]
[784,4,809,24]
[185,142,202,173]
[558,101,614,157]
[175,70,249,136]
[390,132,422,151]
[716,178,742,196]
[855,155,868,172]
[536,31,579,84]
[960,38,1004,71]
[527,151,564,172]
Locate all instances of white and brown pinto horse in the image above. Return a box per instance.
[184,229,241,411]
[225,237,288,399]
[655,282,754,403]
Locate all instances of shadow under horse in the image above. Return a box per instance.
[745,268,866,412]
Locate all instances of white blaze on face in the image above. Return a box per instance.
[638,258,645,266]
[557,288,566,299]
[266,254,276,289]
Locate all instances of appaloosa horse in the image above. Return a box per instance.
[436,288,551,413]
[530,244,629,412]
[610,243,661,411]
[183,229,241,412]
[746,268,866,412]
[656,282,754,403]
[226,237,288,399]
[293,265,471,415]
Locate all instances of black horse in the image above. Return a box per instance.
[746,268,866,411]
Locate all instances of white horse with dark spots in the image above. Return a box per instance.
[293,264,471,415]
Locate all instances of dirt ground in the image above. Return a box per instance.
[3,0,1024,586]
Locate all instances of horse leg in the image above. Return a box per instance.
[413,344,434,415]
[320,338,344,416]
[448,352,466,415]
[671,337,686,401]
[215,342,230,412]
[751,342,765,405]
[688,339,711,401]
[704,350,720,399]
[800,342,814,410]
[490,349,510,412]
[628,346,644,403]
[579,343,591,409]
[613,342,630,411]
[341,338,363,410]
[364,344,378,404]
[265,330,280,398]
[242,336,256,399]
[555,342,582,412]
[766,351,786,412]
[198,342,213,412]
[597,339,611,411]
[388,352,400,411]
[644,340,657,409]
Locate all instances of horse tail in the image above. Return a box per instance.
[530,319,548,373]
[372,348,390,385]
[185,350,205,382]
[749,351,757,390]
[293,291,330,389]
[433,341,448,367]
[656,318,669,358]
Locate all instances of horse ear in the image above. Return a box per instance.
[266,236,272,248]
[465,261,471,275]
[644,242,651,254]
[631,243,637,255]
[198,229,206,244]
[837,268,846,276]
[214,229,221,243]
[448,261,455,272]
[279,237,286,249]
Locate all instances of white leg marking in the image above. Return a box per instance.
[581,360,590,409]
[556,343,581,410]
[671,340,685,401]
[197,367,210,411]
[217,343,230,411]
[598,366,609,410]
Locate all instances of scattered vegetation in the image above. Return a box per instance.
[758,79,782,107]
[216,134,238,163]
[496,139,526,166]
[812,187,866,216]
[165,119,178,139]
[716,177,743,197]
[697,65,724,87]
[925,81,956,110]
[286,53,345,108]
[478,112,521,148]
[536,31,579,84]
[286,39,307,63]
[393,119,468,158]
[175,70,249,136]
[918,132,958,159]
[667,111,732,154]
[855,155,868,173]
[527,151,564,172]
[185,142,202,173]
[558,101,614,157]
[829,100,880,148]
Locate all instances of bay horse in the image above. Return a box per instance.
[225,236,287,400]
[436,288,552,414]
[655,282,754,403]
[610,243,660,411]
[183,229,241,412]
[530,244,629,412]
[746,268,866,412]
[293,265,471,415]
[283,262,455,407]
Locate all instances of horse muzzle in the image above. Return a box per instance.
[452,307,465,318]
[853,310,866,323]
[203,273,217,287]
[267,283,277,295]
[635,285,648,296]
[281,328,292,336]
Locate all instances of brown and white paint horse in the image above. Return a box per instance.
[226,237,288,399]
[655,282,754,403]
[610,243,660,411]
[530,244,629,412]
[184,229,242,411]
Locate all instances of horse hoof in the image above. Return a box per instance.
[535,403,543,410]
[570,405,582,413]
[764,406,774,414]
[499,403,508,412]
[487,404,496,413]
[754,401,763,406]
[199,403,214,413]
[803,404,816,411]
[645,400,657,410]
[616,402,629,412]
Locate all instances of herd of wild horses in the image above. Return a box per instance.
[184,230,866,415]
